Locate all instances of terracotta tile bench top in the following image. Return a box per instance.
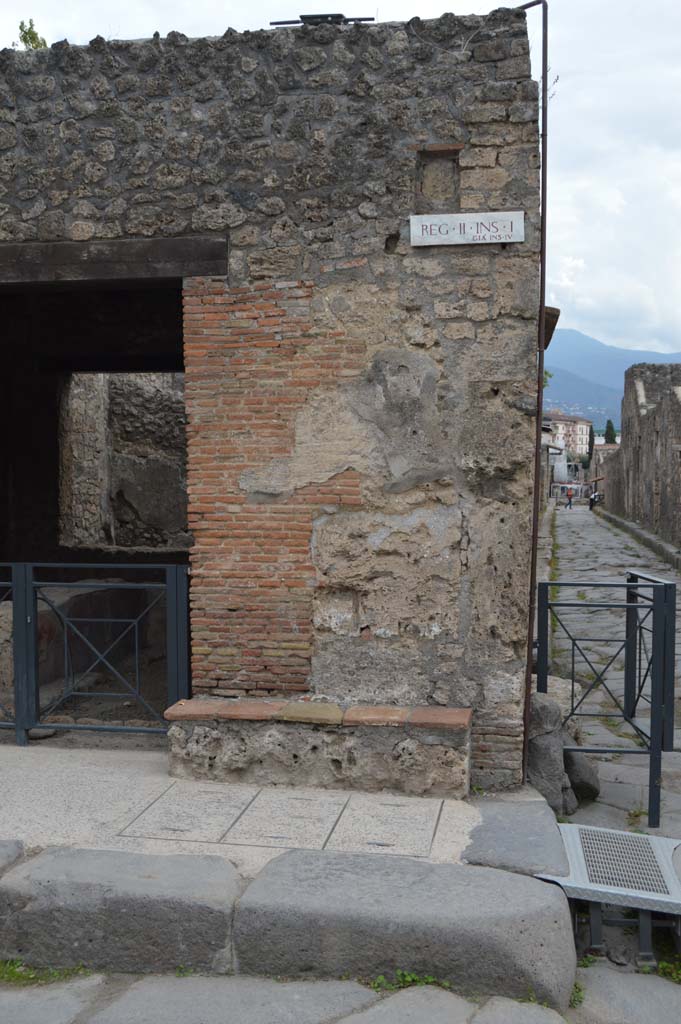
[165,698,471,730]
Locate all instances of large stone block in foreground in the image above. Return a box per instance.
[233,850,576,1010]
[0,848,241,973]
[166,700,471,798]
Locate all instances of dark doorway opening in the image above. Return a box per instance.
[0,279,190,739]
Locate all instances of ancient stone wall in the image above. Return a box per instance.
[602,364,681,547]
[60,373,189,550]
[2,11,540,787]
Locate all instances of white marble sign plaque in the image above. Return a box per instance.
[410,211,524,246]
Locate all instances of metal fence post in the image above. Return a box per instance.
[647,585,665,828]
[624,573,638,720]
[176,566,190,701]
[166,566,190,707]
[663,582,676,753]
[11,563,38,745]
[536,582,549,693]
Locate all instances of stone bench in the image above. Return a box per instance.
[165,699,472,798]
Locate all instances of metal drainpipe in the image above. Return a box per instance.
[518,0,549,776]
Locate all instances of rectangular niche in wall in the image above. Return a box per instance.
[415,144,463,214]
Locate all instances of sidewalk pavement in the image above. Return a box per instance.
[0,742,565,878]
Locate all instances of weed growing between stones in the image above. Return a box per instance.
[174,965,195,977]
[654,931,681,984]
[367,970,452,993]
[626,806,645,828]
[522,989,550,1007]
[569,981,585,1007]
[0,960,89,986]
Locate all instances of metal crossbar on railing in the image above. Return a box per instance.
[536,574,676,828]
[0,562,190,746]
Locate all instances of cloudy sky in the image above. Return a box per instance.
[2,1,680,352]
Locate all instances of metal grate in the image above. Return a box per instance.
[538,824,681,914]
[580,828,669,894]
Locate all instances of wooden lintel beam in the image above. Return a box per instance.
[0,235,228,285]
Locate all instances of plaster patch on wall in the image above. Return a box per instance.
[240,346,452,499]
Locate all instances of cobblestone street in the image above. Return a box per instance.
[550,506,681,837]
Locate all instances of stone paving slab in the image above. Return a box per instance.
[0,848,242,973]
[464,792,569,877]
[233,850,576,1010]
[336,986,477,1022]
[566,964,681,1023]
[223,787,349,849]
[324,793,442,857]
[87,977,378,1024]
[0,974,108,1024]
[122,780,259,843]
[473,996,566,1023]
[5,969,681,1024]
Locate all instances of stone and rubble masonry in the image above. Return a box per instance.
[0,10,540,788]
[165,698,471,797]
[60,372,189,550]
[602,363,681,549]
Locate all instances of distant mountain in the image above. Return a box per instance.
[545,329,681,429]
[544,368,622,429]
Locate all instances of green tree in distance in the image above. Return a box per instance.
[16,19,47,49]
[604,419,617,444]
[588,424,595,462]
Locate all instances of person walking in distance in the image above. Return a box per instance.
[566,486,573,510]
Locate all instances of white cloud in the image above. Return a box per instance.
[1,1,679,352]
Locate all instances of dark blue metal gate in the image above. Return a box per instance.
[0,562,190,745]
[536,572,676,828]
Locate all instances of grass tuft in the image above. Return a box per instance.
[0,960,90,987]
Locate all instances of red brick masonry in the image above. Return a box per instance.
[165,698,472,731]
[183,277,363,698]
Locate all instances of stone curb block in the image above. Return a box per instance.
[464,796,570,877]
[596,508,681,571]
[233,850,577,1011]
[0,847,242,973]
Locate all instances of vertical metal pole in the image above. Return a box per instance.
[11,564,29,745]
[588,903,604,953]
[537,582,549,692]
[637,910,656,967]
[176,566,190,701]
[648,585,665,828]
[663,582,676,752]
[624,573,638,720]
[165,566,179,707]
[12,564,38,744]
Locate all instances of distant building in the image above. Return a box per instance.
[592,444,619,474]
[546,410,592,456]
